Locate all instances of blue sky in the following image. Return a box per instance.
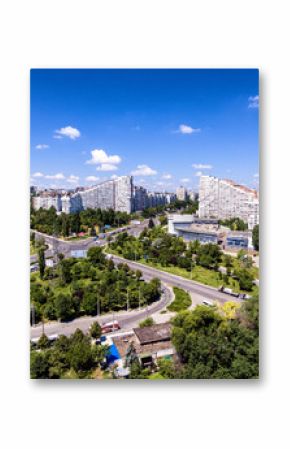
[30,69,259,191]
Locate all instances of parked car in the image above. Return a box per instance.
[101,320,121,334]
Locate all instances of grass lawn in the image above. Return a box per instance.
[140,258,240,291]
[64,235,91,241]
[167,287,191,312]
[107,248,242,291]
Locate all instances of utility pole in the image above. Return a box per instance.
[31,305,35,327]
[127,287,130,312]
[139,287,141,311]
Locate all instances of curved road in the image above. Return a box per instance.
[109,254,235,303]
[30,227,239,339]
[30,285,173,339]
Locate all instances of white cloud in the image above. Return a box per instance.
[54,126,81,140]
[45,173,65,180]
[162,173,172,179]
[176,124,201,134]
[248,95,259,109]
[86,148,121,167]
[254,173,259,178]
[85,176,99,183]
[195,171,203,177]
[131,164,157,176]
[96,163,118,171]
[180,178,190,183]
[111,174,118,179]
[32,172,44,178]
[35,144,49,150]
[192,163,212,169]
[67,175,80,184]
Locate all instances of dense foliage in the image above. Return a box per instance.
[109,226,257,293]
[219,217,248,231]
[30,246,161,323]
[139,317,155,328]
[30,329,108,379]
[169,296,259,379]
[252,224,259,251]
[141,198,198,218]
[30,206,131,237]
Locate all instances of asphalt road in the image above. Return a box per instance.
[108,254,235,303]
[31,221,148,262]
[30,285,173,339]
[31,227,232,303]
[30,222,238,339]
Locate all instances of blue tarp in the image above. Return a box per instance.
[106,344,121,365]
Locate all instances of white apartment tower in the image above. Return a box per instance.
[78,175,133,214]
[176,186,188,201]
[199,175,259,230]
[32,193,62,212]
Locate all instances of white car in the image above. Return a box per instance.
[202,300,214,307]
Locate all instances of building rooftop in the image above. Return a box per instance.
[112,328,174,359]
[175,223,219,235]
[133,323,172,345]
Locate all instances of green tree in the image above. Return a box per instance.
[54,293,74,321]
[38,333,50,350]
[235,268,254,291]
[58,259,73,284]
[139,317,155,328]
[61,214,70,237]
[252,224,259,251]
[148,218,155,229]
[30,351,50,379]
[82,290,99,315]
[89,321,102,339]
[87,246,105,266]
[67,331,94,372]
[158,358,177,379]
[171,303,259,379]
[38,247,45,280]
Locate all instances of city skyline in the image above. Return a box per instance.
[30,69,259,191]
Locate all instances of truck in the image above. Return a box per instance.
[218,286,239,297]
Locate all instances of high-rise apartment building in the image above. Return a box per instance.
[198,175,259,230]
[32,192,62,212]
[133,186,148,211]
[61,193,83,214]
[77,175,133,214]
[176,186,188,201]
